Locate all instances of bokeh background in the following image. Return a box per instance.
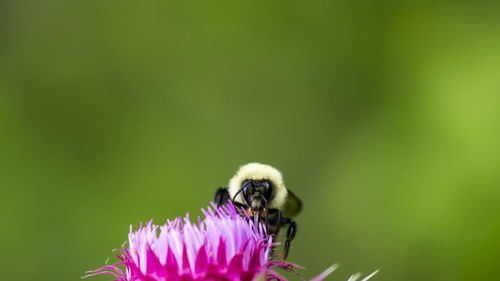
[1,1,499,281]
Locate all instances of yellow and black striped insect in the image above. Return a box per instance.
[215,163,302,259]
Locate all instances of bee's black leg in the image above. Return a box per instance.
[214,187,230,206]
[282,218,297,260]
[275,210,281,230]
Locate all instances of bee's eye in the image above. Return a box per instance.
[262,181,272,200]
[242,180,251,202]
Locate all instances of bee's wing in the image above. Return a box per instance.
[282,189,302,217]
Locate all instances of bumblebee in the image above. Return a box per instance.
[214,163,302,259]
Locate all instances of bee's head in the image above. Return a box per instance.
[240,179,273,212]
[228,163,288,210]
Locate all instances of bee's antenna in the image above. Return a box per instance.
[232,181,251,206]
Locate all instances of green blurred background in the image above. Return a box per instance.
[1,1,499,281]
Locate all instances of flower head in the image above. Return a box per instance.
[85,202,377,281]
[87,202,298,281]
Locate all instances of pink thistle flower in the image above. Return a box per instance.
[85,202,377,281]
